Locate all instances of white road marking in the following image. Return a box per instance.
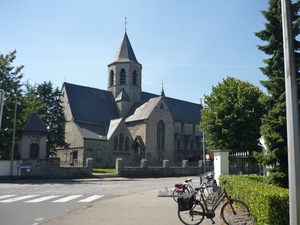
[78,195,104,202]
[25,195,61,203]
[0,195,38,202]
[0,195,16,200]
[52,195,82,202]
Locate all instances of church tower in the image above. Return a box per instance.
[107,32,142,102]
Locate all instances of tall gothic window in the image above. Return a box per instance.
[125,137,129,152]
[110,70,114,86]
[177,139,181,149]
[132,70,137,85]
[114,136,118,151]
[120,69,126,85]
[191,139,194,150]
[119,133,124,151]
[157,120,165,149]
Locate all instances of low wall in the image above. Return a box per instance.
[0,158,93,179]
[116,158,212,178]
[0,160,21,176]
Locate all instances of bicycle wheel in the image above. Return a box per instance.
[172,187,190,202]
[220,199,250,225]
[177,202,205,225]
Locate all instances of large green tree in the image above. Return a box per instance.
[0,50,25,159]
[23,81,69,156]
[0,50,68,159]
[200,76,265,154]
[254,0,300,188]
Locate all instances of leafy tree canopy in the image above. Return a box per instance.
[254,0,300,188]
[200,76,266,154]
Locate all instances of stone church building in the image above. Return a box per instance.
[56,32,204,168]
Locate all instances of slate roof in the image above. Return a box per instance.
[63,82,120,124]
[140,92,202,124]
[74,122,107,140]
[125,96,162,122]
[20,110,49,133]
[109,32,140,65]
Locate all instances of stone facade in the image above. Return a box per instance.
[57,32,204,169]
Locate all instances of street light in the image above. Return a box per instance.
[10,81,19,177]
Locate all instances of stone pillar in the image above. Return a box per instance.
[141,159,148,168]
[182,160,188,168]
[116,158,123,175]
[211,149,232,185]
[163,160,169,168]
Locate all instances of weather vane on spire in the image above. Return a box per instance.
[124,17,128,31]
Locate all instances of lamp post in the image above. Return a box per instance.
[10,81,19,177]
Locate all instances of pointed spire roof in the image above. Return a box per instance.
[20,110,49,133]
[110,32,140,64]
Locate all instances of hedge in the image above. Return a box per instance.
[219,175,289,225]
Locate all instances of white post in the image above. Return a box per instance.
[211,149,231,185]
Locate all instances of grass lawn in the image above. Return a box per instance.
[92,168,116,174]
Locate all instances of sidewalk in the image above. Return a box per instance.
[43,189,222,225]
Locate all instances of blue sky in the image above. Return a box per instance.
[1,1,273,104]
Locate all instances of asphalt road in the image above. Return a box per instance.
[0,176,194,225]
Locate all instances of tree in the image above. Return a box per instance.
[23,81,69,156]
[0,50,25,159]
[254,0,300,188]
[200,76,265,154]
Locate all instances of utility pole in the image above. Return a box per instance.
[281,0,300,224]
[10,82,19,177]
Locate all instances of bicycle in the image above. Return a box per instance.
[177,179,250,225]
[172,172,219,203]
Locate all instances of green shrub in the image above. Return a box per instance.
[219,175,289,225]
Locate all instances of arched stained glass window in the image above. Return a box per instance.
[157,120,165,149]
[125,137,129,152]
[114,136,118,151]
[119,133,124,151]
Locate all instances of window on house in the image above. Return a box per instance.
[193,124,195,135]
[125,137,129,151]
[110,70,114,86]
[120,69,126,85]
[119,133,124,151]
[114,136,118,151]
[30,143,39,158]
[132,70,137,85]
[157,120,165,149]
[191,139,194,150]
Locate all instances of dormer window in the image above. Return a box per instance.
[120,69,126,85]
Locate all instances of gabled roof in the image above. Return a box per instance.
[125,96,162,122]
[20,110,48,133]
[75,122,107,140]
[110,32,140,65]
[115,89,130,102]
[141,92,202,124]
[63,82,120,124]
[107,118,122,139]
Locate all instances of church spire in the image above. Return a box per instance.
[110,32,140,65]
